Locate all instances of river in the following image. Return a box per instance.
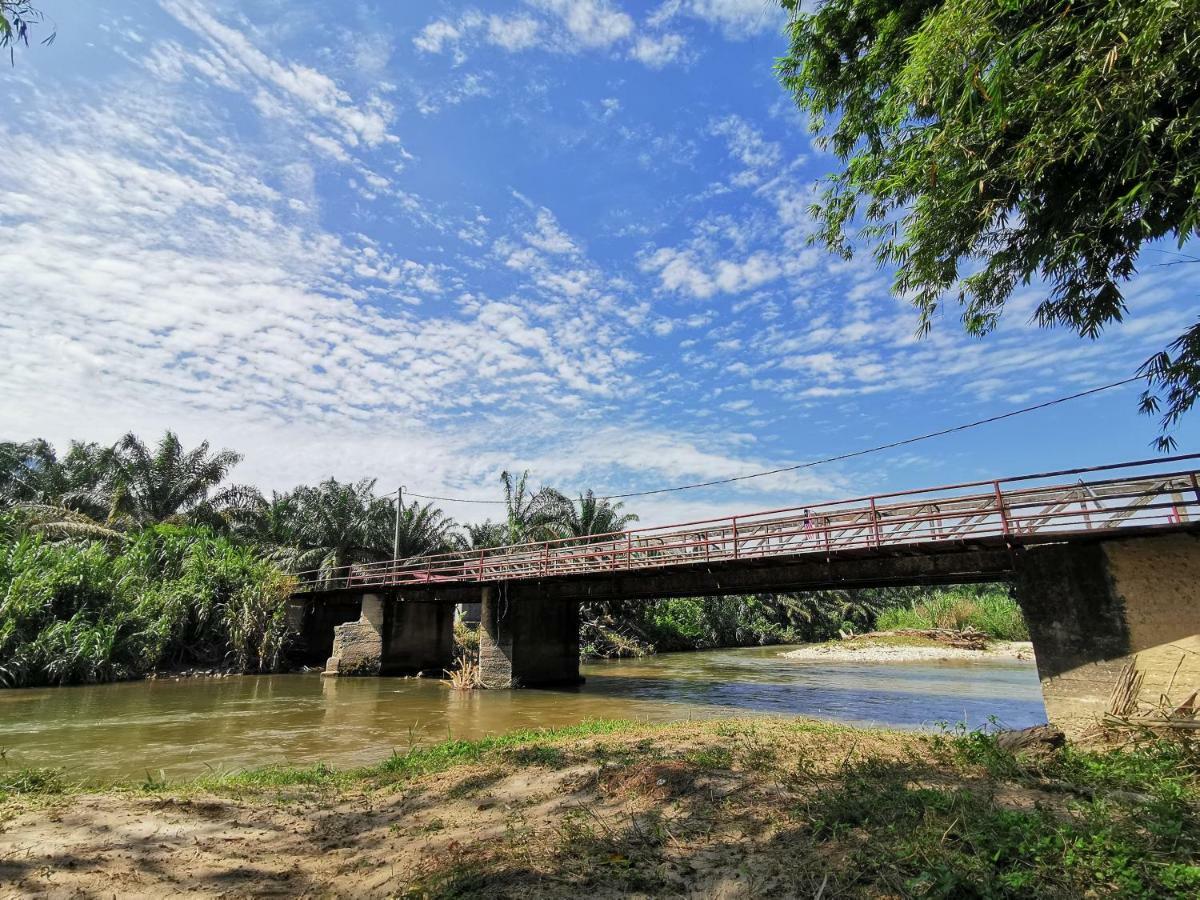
[1,646,1044,782]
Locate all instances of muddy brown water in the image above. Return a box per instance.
[0,646,1044,782]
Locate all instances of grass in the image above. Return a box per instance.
[124,719,639,798]
[0,767,66,802]
[875,586,1029,640]
[810,727,1200,897]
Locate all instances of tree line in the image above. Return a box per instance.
[0,432,637,579]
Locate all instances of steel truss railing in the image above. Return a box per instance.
[292,455,1200,594]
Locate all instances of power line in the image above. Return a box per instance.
[403,375,1144,505]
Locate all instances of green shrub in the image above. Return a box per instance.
[0,525,294,687]
[875,585,1027,640]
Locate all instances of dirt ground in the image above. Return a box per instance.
[0,718,1187,898]
[0,721,904,898]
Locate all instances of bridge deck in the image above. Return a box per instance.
[293,455,1200,598]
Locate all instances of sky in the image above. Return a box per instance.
[0,0,1197,526]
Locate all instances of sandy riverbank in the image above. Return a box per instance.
[782,639,1035,663]
[2,717,1193,897]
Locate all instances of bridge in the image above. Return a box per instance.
[288,455,1200,734]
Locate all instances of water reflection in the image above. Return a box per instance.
[0,645,1044,781]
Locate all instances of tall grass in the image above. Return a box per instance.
[0,523,294,687]
[874,586,1028,640]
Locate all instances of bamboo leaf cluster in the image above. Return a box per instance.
[778,0,1200,446]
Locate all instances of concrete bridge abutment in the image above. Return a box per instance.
[323,593,454,677]
[478,584,582,688]
[1015,533,1200,736]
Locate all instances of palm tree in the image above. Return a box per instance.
[6,503,124,543]
[835,589,885,632]
[500,470,563,545]
[265,478,394,578]
[465,520,508,550]
[0,438,116,519]
[552,489,638,543]
[0,439,120,541]
[109,431,241,527]
[394,500,460,558]
[0,439,60,505]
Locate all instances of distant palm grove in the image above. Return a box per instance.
[0,432,1026,687]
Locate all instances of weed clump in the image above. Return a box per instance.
[0,767,65,800]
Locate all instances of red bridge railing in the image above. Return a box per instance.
[292,455,1200,594]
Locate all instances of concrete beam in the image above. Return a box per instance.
[1015,533,1200,735]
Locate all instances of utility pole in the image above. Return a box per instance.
[393,485,404,561]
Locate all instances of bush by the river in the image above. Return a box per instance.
[580,591,884,658]
[0,523,294,687]
[578,584,1028,659]
[874,585,1029,641]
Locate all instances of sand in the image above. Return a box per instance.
[781,639,1035,663]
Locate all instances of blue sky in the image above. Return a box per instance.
[1,0,1197,525]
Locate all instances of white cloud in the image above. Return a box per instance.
[629,32,687,68]
[641,246,783,298]
[525,208,578,254]
[487,14,542,50]
[157,0,400,163]
[413,20,461,54]
[682,0,787,38]
[411,2,685,68]
[642,247,717,298]
[0,74,671,513]
[306,132,351,162]
[530,0,634,48]
[710,114,782,186]
[416,73,492,115]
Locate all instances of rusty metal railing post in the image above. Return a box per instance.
[732,517,739,559]
[869,498,881,547]
[477,549,485,581]
[994,480,1011,536]
[626,532,632,569]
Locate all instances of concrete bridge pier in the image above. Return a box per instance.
[1015,533,1200,736]
[478,583,583,688]
[324,593,454,677]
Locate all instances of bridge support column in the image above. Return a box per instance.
[381,600,454,675]
[478,584,582,688]
[323,593,384,676]
[1014,533,1200,736]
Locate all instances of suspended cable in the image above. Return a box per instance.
[402,375,1145,505]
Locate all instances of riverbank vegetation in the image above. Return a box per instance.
[0,525,292,687]
[1,432,1029,686]
[2,718,1197,896]
[875,584,1029,641]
